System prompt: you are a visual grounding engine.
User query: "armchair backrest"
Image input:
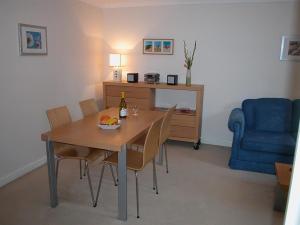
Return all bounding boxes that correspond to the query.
[242,98,292,133]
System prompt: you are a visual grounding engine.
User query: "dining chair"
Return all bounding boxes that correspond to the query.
[46,106,117,205]
[93,118,162,218]
[79,98,99,117]
[79,99,118,183]
[133,105,176,173]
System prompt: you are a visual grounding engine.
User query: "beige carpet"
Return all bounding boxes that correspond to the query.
[0,142,284,225]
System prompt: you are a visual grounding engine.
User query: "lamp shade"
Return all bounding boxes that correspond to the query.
[109,54,121,67]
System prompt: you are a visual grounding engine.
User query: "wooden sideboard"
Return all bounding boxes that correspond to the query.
[103,81,204,149]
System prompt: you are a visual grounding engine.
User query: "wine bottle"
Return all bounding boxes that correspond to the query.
[119,91,127,118]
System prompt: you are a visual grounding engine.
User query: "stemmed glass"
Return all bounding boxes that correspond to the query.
[132,105,138,116]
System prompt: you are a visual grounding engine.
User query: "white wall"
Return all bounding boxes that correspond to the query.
[0,0,103,187]
[101,2,300,146]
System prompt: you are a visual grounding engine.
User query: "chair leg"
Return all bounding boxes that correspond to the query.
[85,161,95,205]
[104,151,117,185]
[94,164,106,207]
[164,143,169,173]
[55,159,60,181]
[109,164,118,186]
[152,159,155,190]
[116,166,119,183]
[158,145,164,165]
[83,162,87,177]
[153,159,158,194]
[135,171,140,218]
[79,160,82,179]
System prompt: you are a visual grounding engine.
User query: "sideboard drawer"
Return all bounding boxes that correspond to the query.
[106,86,151,99]
[171,114,196,127]
[106,96,151,110]
[170,125,196,139]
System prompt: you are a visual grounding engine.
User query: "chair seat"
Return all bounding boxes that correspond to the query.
[55,144,104,161]
[241,131,295,155]
[104,149,144,171]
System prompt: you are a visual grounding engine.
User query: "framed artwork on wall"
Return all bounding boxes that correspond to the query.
[18,23,48,55]
[143,39,174,55]
[280,36,300,61]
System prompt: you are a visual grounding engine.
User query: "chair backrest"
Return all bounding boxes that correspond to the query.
[159,105,176,145]
[242,98,292,133]
[46,106,73,154]
[142,118,162,167]
[46,106,72,129]
[79,98,99,117]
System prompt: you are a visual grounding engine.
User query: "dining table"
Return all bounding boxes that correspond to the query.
[41,107,164,221]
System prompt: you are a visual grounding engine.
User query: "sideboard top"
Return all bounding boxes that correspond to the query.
[103,81,204,91]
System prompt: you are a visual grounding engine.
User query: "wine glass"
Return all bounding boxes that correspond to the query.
[132,105,138,116]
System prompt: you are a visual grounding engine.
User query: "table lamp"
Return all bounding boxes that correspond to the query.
[109,53,122,81]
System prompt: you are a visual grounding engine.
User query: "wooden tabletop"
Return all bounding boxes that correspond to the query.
[103,81,204,91]
[41,108,164,151]
[275,162,292,191]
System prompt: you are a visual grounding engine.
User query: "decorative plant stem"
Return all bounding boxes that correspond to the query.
[184,41,197,70]
[184,41,197,86]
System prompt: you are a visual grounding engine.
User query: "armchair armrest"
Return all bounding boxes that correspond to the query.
[228,108,245,139]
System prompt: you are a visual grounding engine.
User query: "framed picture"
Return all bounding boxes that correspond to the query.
[18,23,47,55]
[143,39,174,55]
[280,36,300,61]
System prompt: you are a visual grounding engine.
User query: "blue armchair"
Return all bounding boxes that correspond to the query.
[228,98,300,174]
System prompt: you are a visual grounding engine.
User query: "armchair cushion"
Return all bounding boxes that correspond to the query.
[243,98,292,133]
[242,131,295,155]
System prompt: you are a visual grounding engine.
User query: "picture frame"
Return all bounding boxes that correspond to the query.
[18,23,48,55]
[143,39,174,55]
[280,36,300,61]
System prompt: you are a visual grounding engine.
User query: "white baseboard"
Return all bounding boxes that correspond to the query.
[0,156,47,188]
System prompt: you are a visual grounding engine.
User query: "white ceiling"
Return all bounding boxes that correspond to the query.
[79,0,296,8]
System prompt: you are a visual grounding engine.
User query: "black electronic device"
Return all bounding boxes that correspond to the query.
[167,75,178,85]
[144,73,160,84]
[127,73,139,83]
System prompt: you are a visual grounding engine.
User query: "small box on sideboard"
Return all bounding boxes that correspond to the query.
[103,81,204,149]
[167,75,178,85]
[127,73,138,83]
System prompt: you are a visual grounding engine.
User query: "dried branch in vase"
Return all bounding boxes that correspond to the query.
[184,41,197,70]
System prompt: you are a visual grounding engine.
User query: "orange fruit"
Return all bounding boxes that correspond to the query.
[100,115,111,124]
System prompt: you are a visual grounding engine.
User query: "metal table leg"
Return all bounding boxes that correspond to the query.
[118,144,127,221]
[46,140,58,207]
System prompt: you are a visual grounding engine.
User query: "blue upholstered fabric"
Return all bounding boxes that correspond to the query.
[242,131,295,155]
[228,98,299,174]
[242,98,292,132]
[238,149,293,164]
[228,108,245,135]
[292,100,300,138]
[229,159,280,174]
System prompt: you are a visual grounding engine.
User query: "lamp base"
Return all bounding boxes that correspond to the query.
[113,68,122,81]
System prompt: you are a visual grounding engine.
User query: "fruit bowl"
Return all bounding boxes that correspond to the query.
[98,115,121,130]
[98,123,121,130]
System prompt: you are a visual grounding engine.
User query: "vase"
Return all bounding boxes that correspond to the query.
[186,69,191,86]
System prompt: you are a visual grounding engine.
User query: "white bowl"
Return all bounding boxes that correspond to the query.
[98,120,121,130]
[98,124,121,130]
